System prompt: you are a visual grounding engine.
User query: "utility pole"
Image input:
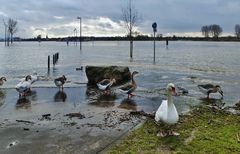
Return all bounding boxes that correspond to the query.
[77,16,82,50]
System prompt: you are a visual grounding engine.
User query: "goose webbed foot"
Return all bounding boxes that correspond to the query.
[128,93,135,99]
[168,130,180,136]
[157,130,167,137]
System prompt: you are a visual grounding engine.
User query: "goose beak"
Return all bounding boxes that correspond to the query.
[172,88,177,96]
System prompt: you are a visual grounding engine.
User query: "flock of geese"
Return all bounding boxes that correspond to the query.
[0,71,224,137]
[0,73,67,98]
[97,71,224,137]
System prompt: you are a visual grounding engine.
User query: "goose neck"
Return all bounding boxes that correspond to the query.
[167,91,173,104]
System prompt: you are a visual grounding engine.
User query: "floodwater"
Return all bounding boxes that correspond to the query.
[0,41,240,153]
[0,41,239,113]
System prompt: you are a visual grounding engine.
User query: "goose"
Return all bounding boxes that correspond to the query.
[54,75,67,91]
[97,78,116,94]
[198,84,223,99]
[155,83,179,136]
[0,77,7,86]
[20,72,38,84]
[119,71,138,99]
[16,75,32,97]
[29,72,38,84]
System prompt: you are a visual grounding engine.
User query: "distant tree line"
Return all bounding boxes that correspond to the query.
[235,24,240,38]
[2,18,18,46]
[201,24,222,38]
[201,24,240,39]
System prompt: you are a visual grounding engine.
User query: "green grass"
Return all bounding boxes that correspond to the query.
[108,106,240,154]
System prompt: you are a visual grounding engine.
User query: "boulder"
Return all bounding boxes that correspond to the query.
[85,66,131,85]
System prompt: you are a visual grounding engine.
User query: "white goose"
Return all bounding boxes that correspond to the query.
[97,78,116,94]
[20,72,38,84]
[16,75,32,97]
[155,83,179,136]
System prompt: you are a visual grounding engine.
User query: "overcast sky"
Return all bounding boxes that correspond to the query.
[1,0,240,38]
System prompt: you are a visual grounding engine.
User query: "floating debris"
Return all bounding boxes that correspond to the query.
[7,140,18,149]
[65,113,85,119]
[16,120,34,124]
[23,128,30,131]
[39,114,51,120]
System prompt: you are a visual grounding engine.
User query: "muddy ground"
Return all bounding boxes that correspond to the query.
[0,87,146,154]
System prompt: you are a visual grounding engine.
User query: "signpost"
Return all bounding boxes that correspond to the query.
[152,22,157,63]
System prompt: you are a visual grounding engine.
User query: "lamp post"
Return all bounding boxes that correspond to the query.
[77,16,82,50]
[152,22,157,63]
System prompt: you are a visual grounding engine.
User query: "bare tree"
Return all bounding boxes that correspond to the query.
[122,0,139,59]
[209,24,222,38]
[8,18,18,44]
[235,24,240,39]
[201,25,210,38]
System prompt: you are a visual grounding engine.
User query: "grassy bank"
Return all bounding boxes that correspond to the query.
[108,106,240,154]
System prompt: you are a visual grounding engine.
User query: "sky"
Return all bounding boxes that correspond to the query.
[0,0,240,38]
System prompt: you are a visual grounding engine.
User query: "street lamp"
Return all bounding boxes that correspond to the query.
[77,16,82,50]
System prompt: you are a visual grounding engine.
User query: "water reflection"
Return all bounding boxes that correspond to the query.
[16,97,31,109]
[26,90,37,101]
[118,99,137,111]
[86,86,116,107]
[54,91,67,102]
[0,90,6,107]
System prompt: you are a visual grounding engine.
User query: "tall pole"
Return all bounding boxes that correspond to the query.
[153,31,156,63]
[129,0,133,59]
[77,16,82,50]
[152,22,157,64]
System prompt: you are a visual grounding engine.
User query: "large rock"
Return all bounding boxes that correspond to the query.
[85,66,131,85]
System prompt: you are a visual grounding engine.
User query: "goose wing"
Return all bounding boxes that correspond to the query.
[119,83,137,94]
[198,84,214,94]
[16,81,31,93]
[98,79,110,85]
[30,74,38,84]
[198,84,214,89]
[155,100,168,122]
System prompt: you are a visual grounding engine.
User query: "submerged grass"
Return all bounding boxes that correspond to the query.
[108,106,240,154]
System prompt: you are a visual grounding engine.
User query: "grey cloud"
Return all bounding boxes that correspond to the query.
[0,0,240,38]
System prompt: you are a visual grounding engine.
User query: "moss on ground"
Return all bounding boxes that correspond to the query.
[108,106,240,154]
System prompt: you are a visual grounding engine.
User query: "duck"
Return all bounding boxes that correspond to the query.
[198,84,223,99]
[97,78,116,94]
[16,75,32,97]
[155,83,179,136]
[119,71,138,99]
[0,77,7,86]
[54,75,67,91]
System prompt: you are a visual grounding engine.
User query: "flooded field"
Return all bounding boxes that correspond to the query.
[0,41,240,153]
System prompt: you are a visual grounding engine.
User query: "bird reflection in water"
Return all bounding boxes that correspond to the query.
[118,98,137,111]
[54,91,67,102]
[86,85,117,107]
[15,90,37,109]
[0,90,6,107]
[16,97,31,109]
